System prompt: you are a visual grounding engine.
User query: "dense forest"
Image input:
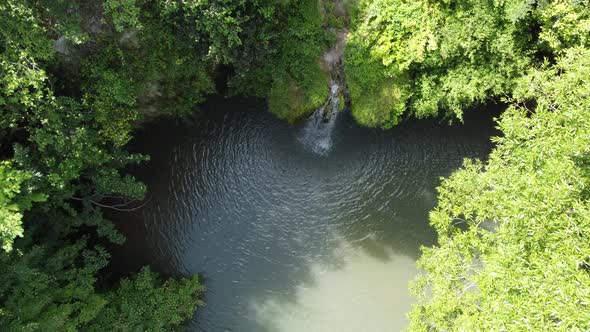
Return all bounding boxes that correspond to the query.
[0,0,589,331]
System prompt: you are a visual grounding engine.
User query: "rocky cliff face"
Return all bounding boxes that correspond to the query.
[319,0,350,120]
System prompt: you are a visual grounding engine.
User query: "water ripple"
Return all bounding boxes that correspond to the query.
[125,99,497,332]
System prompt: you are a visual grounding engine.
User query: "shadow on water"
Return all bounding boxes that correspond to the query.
[109,96,501,331]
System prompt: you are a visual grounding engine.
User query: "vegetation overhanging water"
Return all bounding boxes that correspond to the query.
[111,99,497,331]
[1,0,589,331]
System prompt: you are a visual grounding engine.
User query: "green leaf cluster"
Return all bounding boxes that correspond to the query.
[344,0,590,127]
[228,0,332,122]
[0,0,337,328]
[0,161,45,252]
[409,46,590,331]
[0,241,201,331]
[265,3,330,123]
[1,1,209,330]
[340,1,590,329]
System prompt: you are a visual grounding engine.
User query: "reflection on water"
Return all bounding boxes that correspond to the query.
[253,239,416,332]
[112,97,498,331]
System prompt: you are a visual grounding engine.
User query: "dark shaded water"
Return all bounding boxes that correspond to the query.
[112,97,498,331]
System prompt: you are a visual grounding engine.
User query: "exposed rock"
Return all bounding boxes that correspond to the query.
[318,0,350,118]
[86,16,103,35]
[53,36,74,55]
[139,82,162,104]
[137,81,165,118]
[479,219,499,233]
[322,28,348,72]
[120,29,140,49]
[333,0,348,19]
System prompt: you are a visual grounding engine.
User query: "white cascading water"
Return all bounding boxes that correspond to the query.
[299,20,348,156]
[299,82,342,156]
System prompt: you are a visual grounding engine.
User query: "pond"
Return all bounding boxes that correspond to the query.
[111,97,498,331]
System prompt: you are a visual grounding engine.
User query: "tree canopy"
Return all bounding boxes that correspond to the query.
[410,46,590,331]
[0,0,342,329]
[344,0,590,127]
[1,0,589,330]
[342,0,590,329]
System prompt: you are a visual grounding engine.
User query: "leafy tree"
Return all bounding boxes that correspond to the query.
[409,47,590,331]
[264,0,331,122]
[0,242,109,331]
[0,0,335,328]
[0,162,45,251]
[537,0,590,53]
[1,1,204,330]
[85,267,202,332]
[344,0,541,126]
[104,0,143,33]
[0,241,202,331]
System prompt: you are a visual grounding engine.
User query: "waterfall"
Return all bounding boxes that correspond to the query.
[299,82,342,156]
[298,1,349,156]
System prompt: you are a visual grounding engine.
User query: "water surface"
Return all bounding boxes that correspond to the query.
[113,97,498,331]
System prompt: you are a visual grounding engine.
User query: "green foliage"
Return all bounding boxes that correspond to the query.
[537,0,590,53]
[0,162,45,252]
[74,0,335,139]
[269,0,331,121]
[409,47,590,330]
[104,0,143,33]
[0,1,206,329]
[344,1,590,329]
[86,267,202,332]
[0,242,109,331]
[345,0,539,125]
[233,0,331,122]
[0,0,53,130]
[345,0,590,127]
[345,34,410,127]
[1,0,333,327]
[76,2,217,146]
[0,242,202,332]
[0,0,53,61]
[83,69,139,146]
[158,0,246,64]
[268,63,329,122]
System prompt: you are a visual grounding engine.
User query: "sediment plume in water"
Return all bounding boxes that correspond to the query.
[252,242,417,332]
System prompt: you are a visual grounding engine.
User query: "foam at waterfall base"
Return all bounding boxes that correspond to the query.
[299,83,341,156]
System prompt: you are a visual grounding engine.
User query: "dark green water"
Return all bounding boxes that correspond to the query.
[112,97,498,331]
